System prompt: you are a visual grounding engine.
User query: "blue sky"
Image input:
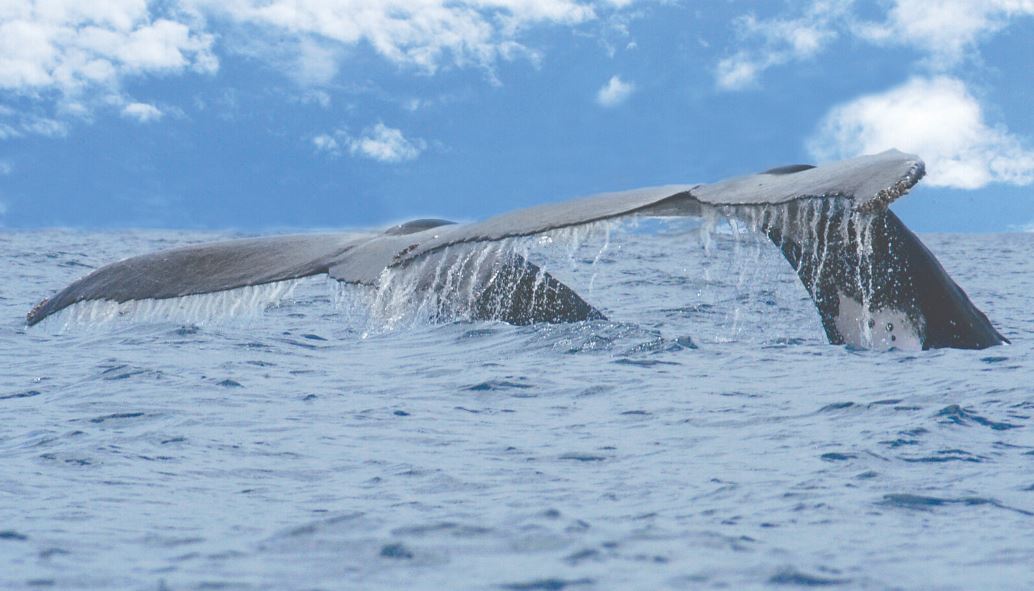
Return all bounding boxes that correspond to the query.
[1,0,1032,232]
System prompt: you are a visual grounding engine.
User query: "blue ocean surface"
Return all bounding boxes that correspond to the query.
[1,224,1033,590]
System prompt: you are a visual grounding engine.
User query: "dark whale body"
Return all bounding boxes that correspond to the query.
[26,150,1007,350]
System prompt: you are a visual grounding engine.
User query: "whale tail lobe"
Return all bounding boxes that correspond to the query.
[764,202,1006,349]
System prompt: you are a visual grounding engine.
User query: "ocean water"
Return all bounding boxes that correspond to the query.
[1,223,1033,590]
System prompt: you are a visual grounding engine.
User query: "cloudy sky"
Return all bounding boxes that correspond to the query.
[0,0,1032,231]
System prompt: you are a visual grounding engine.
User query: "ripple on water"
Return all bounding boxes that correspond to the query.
[767,568,848,587]
[879,494,1034,516]
[819,453,857,462]
[88,412,147,423]
[0,390,42,400]
[935,405,1019,431]
[376,543,413,561]
[899,449,986,463]
[98,364,161,381]
[0,531,28,541]
[558,453,608,462]
[500,579,595,591]
[466,379,534,392]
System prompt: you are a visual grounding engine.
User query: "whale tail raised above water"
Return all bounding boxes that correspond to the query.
[763,202,1004,349]
[26,149,1007,350]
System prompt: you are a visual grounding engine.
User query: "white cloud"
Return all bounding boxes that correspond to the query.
[196,0,624,76]
[312,133,340,155]
[808,76,1034,189]
[347,123,425,163]
[303,90,331,108]
[0,2,216,93]
[121,102,163,123]
[293,37,340,86]
[0,1,215,135]
[311,123,426,162]
[596,74,634,107]
[715,1,847,91]
[0,115,69,139]
[1,1,641,137]
[715,58,760,92]
[724,1,1034,194]
[716,0,1034,89]
[854,0,1034,68]
[0,160,11,175]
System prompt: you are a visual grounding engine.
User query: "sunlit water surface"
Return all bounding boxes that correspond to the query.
[1,225,1033,590]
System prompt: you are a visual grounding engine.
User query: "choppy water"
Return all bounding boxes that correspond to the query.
[2,224,1033,590]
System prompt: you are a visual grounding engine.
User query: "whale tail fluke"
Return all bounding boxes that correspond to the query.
[764,202,1006,350]
[25,150,1009,350]
[25,233,605,328]
[25,233,358,326]
[471,255,606,324]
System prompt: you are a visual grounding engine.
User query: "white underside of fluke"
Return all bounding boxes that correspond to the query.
[833,292,923,351]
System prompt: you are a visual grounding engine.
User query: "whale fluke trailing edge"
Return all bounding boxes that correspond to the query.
[26,150,1007,350]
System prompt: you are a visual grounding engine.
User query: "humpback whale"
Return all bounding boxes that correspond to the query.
[26,149,1007,350]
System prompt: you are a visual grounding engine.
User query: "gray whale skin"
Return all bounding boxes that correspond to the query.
[27,149,1007,350]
